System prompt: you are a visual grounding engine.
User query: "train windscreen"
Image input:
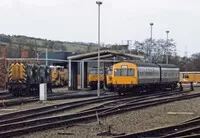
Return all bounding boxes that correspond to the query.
[114,68,135,76]
[89,69,103,74]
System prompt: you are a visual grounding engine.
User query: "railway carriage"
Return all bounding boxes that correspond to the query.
[112,62,179,95]
[159,64,179,90]
[179,72,200,83]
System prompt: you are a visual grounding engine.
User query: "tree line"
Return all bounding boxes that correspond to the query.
[133,38,200,71]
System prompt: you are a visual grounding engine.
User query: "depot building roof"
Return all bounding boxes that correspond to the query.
[67,50,144,61]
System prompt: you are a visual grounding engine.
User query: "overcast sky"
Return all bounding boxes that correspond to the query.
[0,0,199,56]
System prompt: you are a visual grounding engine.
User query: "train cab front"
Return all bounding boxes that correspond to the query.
[112,63,138,95]
[88,68,104,90]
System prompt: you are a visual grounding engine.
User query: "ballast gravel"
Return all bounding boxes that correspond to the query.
[17,88,200,138]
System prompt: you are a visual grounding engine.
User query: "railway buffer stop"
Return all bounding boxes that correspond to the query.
[67,50,144,91]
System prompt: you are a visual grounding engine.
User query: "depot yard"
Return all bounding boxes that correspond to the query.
[0,88,112,114]
[0,86,197,138]
[22,88,200,138]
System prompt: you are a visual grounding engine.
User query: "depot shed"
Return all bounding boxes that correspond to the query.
[67,50,144,90]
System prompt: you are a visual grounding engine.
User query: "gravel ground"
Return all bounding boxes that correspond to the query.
[0,96,99,115]
[0,87,111,114]
[16,88,200,138]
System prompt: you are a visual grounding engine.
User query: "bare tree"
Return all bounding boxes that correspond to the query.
[134,38,176,63]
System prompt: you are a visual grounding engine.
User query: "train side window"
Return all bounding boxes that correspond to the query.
[139,71,143,76]
[183,74,189,78]
[114,69,120,76]
[128,69,134,76]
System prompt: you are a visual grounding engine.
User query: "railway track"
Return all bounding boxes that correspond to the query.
[0,92,13,100]
[0,91,113,107]
[0,90,199,137]
[0,89,189,123]
[0,86,191,107]
[116,114,200,138]
[0,91,76,104]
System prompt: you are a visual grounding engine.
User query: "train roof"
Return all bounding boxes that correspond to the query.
[113,62,159,67]
[180,72,200,74]
[113,62,178,68]
[135,62,159,67]
[158,64,179,68]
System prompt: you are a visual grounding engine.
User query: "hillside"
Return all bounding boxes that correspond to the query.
[0,34,98,58]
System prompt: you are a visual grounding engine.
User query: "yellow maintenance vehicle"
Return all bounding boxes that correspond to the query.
[50,65,68,87]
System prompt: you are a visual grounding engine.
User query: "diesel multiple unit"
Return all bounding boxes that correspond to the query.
[88,68,104,90]
[112,62,179,95]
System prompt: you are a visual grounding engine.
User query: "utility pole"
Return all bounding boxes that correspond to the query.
[96,1,103,97]
[184,46,188,58]
[126,40,132,54]
[46,48,48,66]
[166,30,169,64]
[150,23,154,63]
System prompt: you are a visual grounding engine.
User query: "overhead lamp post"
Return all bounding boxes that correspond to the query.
[96,1,102,97]
[46,48,48,65]
[150,22,154,63]
[166,30,169,64]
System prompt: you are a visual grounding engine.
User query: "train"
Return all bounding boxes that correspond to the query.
[7,62,108,95]
[179,72,200,83]
[87,67,114,91]
[7,62,52,96]
[7,60,181,96]
[50,65,68,87]
[112,62,179,95]
[88,68,104,90]
[106,67,114,91]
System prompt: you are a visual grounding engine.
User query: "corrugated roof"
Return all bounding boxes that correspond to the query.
[67,50,144,60]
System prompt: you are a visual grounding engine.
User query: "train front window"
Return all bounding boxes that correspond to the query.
[89,69,103,74]
[121,68,128,76]
[128,69,134,76]
[89,70,97,74]
[114,69,120,76]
